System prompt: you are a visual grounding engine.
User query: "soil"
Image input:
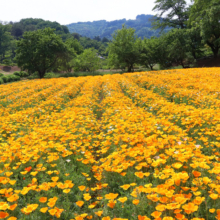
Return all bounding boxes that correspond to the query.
[0,65,21,75]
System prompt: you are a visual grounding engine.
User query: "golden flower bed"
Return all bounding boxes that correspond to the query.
[0,68,220,220]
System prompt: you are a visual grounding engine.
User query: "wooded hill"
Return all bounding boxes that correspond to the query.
[66,14,162,39]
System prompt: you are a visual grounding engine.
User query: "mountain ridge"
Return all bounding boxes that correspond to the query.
[66,14,161,39]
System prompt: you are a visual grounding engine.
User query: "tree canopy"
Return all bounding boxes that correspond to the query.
[190,0,220,57]
[152,0,190,30]
[16,28,72,78]
[108,25,142,72]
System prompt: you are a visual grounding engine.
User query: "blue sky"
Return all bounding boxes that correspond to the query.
[1,0,157,24]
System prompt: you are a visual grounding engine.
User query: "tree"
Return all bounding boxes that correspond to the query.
[140,37,159,70]
[107,25,142,72]
[0,23,13,63]
[74,48,100,72]
[163,29,195,68]
[54,37,83,72]
[152,0,190,30]
[190,0,220,57]
[16,28,71,78]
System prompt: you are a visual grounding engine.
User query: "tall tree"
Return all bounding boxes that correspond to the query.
[152,0,190,30]
[107,25,142,72]
[16,28,72,78]
[190,0,220,57]
[164,29,195,68]
[0,23,13,63]
[73,48,100,72]
[140,37,159,70]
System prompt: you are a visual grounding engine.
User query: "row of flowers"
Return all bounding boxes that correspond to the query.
[0,69,220,219]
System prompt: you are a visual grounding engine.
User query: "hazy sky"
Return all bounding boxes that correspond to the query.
[1,0,157,25]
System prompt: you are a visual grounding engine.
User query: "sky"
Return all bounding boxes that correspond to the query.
[1,0,157,25]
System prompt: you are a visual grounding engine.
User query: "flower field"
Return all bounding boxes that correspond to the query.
[1,68,220,220]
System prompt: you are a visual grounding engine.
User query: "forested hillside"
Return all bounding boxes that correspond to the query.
[10,18,70,40]
[67,14,162,39]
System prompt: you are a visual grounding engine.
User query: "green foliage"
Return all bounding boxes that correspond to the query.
[152,0,189,30]
[163,29,196,68]
[67,15,162,39]
[107,25,142,72]
[0,74,20,83]
[52,37,82,73]
[13,71,29,77]
[79,36,108,57]
[73,48,101,72]
[190,0,220,57]
[140,37,160,70]
[16,28,72,78]
[0,73,4,77]
[11,18,70,40]
[0,23,13,63]
[65,38,83,55]
[44,72,59,78]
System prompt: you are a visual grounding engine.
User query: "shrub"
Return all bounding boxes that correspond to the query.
[44,72,58,78]
[13,71,29,77]
[0,73,4,77]
[0,78,4,84]
[11,75,20,81]
[2,76,8,83]
[62,72,78,77]
[27,72,39,79]
[13,71,22,76]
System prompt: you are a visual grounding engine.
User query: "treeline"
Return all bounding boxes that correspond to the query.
[0,0,220,79]
[0,18,109,67]
[108,0,220,71]
[67,14,163,39]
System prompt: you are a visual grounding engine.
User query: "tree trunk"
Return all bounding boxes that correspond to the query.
[127,65,132,72]
[180,60,185,68]
[207,41,219,58]
[38,70,45,79]
[192,50,197,59]
[213,48,219,58]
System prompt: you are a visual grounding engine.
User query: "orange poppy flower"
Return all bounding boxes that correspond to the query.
[151,211,162,218]
[78,185,86,191]
[132,199,139,205]
[210,194,218,200]
[192,171,201,178]
[0,212,9,219]
[9,204,17,211]
[138,215,150,220]
[83,193,91,201]
[7,217,17,220]
[95,210,103,216]
[40,207,48,213]
[105,193,118,200]
[118,197,127,203]
[39,197,47,203]
[76,201,84,207]
[107,200,116,208]
[102,217,111,220]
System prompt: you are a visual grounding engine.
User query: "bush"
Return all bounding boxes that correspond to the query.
[2,76,8,83]
[0,73,4,77]
[13,71,29,77]
[0,78,4,84]
[11,75,20,81]
[27,72,39,79]
[44,72,58,78]
[13,71,22,76]
[62,72,78,77]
